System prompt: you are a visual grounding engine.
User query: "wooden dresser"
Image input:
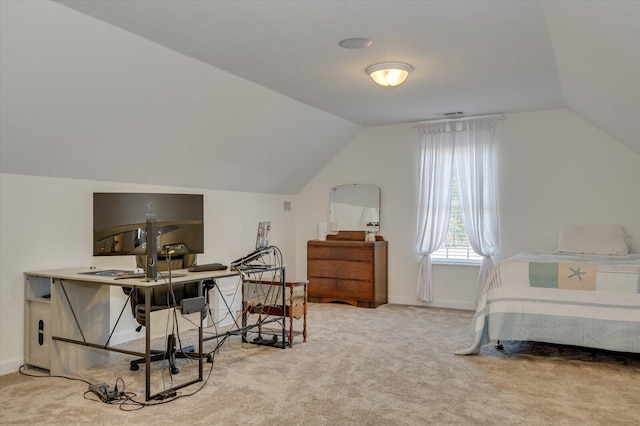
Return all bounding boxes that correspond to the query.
[307,231,388,308]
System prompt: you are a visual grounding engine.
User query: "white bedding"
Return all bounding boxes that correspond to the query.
[456,251,640,355]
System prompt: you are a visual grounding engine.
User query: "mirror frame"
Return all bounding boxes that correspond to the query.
[329,184,380,232]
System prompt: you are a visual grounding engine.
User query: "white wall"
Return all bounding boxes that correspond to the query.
[0,0,360,194]
[295,108,640,310]
[497,109,640,256]
[3,114,639,375]
[294,122,482,309]
[0,173,296,374]
[2,0,639,376]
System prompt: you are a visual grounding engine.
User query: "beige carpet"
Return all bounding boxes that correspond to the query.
[1,303,639,425]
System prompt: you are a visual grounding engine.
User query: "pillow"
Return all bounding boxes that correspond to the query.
[556,223,630,255]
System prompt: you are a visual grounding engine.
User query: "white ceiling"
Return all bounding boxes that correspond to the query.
[56,0,564,126]
[2,1,638,195]
[54,0,639,156]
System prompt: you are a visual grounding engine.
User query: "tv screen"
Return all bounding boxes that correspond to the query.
[93,193,204,256]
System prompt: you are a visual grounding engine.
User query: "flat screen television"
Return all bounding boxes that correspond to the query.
[93,192,204,257]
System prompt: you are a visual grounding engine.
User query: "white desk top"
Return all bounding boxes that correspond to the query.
[25,267,239,288]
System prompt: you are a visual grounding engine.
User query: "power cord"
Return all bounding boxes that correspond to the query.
[117,342,223,410]
[85,378,129,404]
[18,364,92,386]
[85,247,283,408]
[18,365,136,406]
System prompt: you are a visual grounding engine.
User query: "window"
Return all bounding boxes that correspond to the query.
[415,116,499,302]
[431,174,482,263]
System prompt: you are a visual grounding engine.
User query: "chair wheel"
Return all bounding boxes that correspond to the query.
[130,364,139,371]
[171,366,179,374]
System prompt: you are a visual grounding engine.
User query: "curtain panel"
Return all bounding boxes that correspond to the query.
[415,118,499,303]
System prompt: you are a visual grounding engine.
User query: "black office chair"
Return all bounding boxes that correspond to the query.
[122,254,212,374]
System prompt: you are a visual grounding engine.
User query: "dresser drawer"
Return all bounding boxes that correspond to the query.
[308,277,373,300]
[308,259,373,280]
[308,245,374,262]
[307,238,387,308]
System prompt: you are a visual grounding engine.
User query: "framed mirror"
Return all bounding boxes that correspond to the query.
[329,184,380,232]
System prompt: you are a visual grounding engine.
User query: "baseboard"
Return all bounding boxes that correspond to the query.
[109,329,141,346]
[1,357,25,376]
[388,296,476,311]
[0,329,137,376]
[2,299,474,377]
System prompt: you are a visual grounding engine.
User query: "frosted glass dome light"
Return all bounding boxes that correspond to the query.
[366,62,413,87]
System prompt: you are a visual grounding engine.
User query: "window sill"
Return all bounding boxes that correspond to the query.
[432,260,481,267]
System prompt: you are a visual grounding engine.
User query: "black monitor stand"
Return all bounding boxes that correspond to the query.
[145,219,158,281]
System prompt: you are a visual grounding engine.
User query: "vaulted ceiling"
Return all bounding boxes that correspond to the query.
[55,0,640,152]
[2,1,638,194]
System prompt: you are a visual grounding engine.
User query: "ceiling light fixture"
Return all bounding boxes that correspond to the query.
[366,62,413,87]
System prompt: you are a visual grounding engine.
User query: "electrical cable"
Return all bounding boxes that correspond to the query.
[117,335,226,410]
[83,376,132,404]
[18,365,136,406]
[236,245,288,345]
[18,364,92,385]
[152,245,284,403]
[48,245,287,410]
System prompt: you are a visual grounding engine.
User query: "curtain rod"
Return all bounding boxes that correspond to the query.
[412,113,505,127]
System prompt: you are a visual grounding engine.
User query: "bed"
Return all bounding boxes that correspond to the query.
[456,250,640,355]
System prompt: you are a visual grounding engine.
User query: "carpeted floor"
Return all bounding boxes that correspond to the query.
[1,302,638,425]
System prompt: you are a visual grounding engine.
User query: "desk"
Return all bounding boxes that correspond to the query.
[24,267,237,401]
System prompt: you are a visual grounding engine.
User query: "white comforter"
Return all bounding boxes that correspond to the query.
[456,251,640,355]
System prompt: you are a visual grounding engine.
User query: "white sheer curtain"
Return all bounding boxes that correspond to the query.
[454,118,499,302]
[415,118,499,303]
[415,123,455,302]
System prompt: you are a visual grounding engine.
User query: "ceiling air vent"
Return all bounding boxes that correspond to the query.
[435,111,465,117]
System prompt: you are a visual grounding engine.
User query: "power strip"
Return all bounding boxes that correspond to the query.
[153,389,177,400]
[88,383,120,403]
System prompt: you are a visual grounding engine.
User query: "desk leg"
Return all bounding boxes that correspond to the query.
[145,286,152,401]
[241,280,247,343]
[198,280,203,381]
[288,285,294,348]
[303,283,308,343]
[281,268,287,347]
